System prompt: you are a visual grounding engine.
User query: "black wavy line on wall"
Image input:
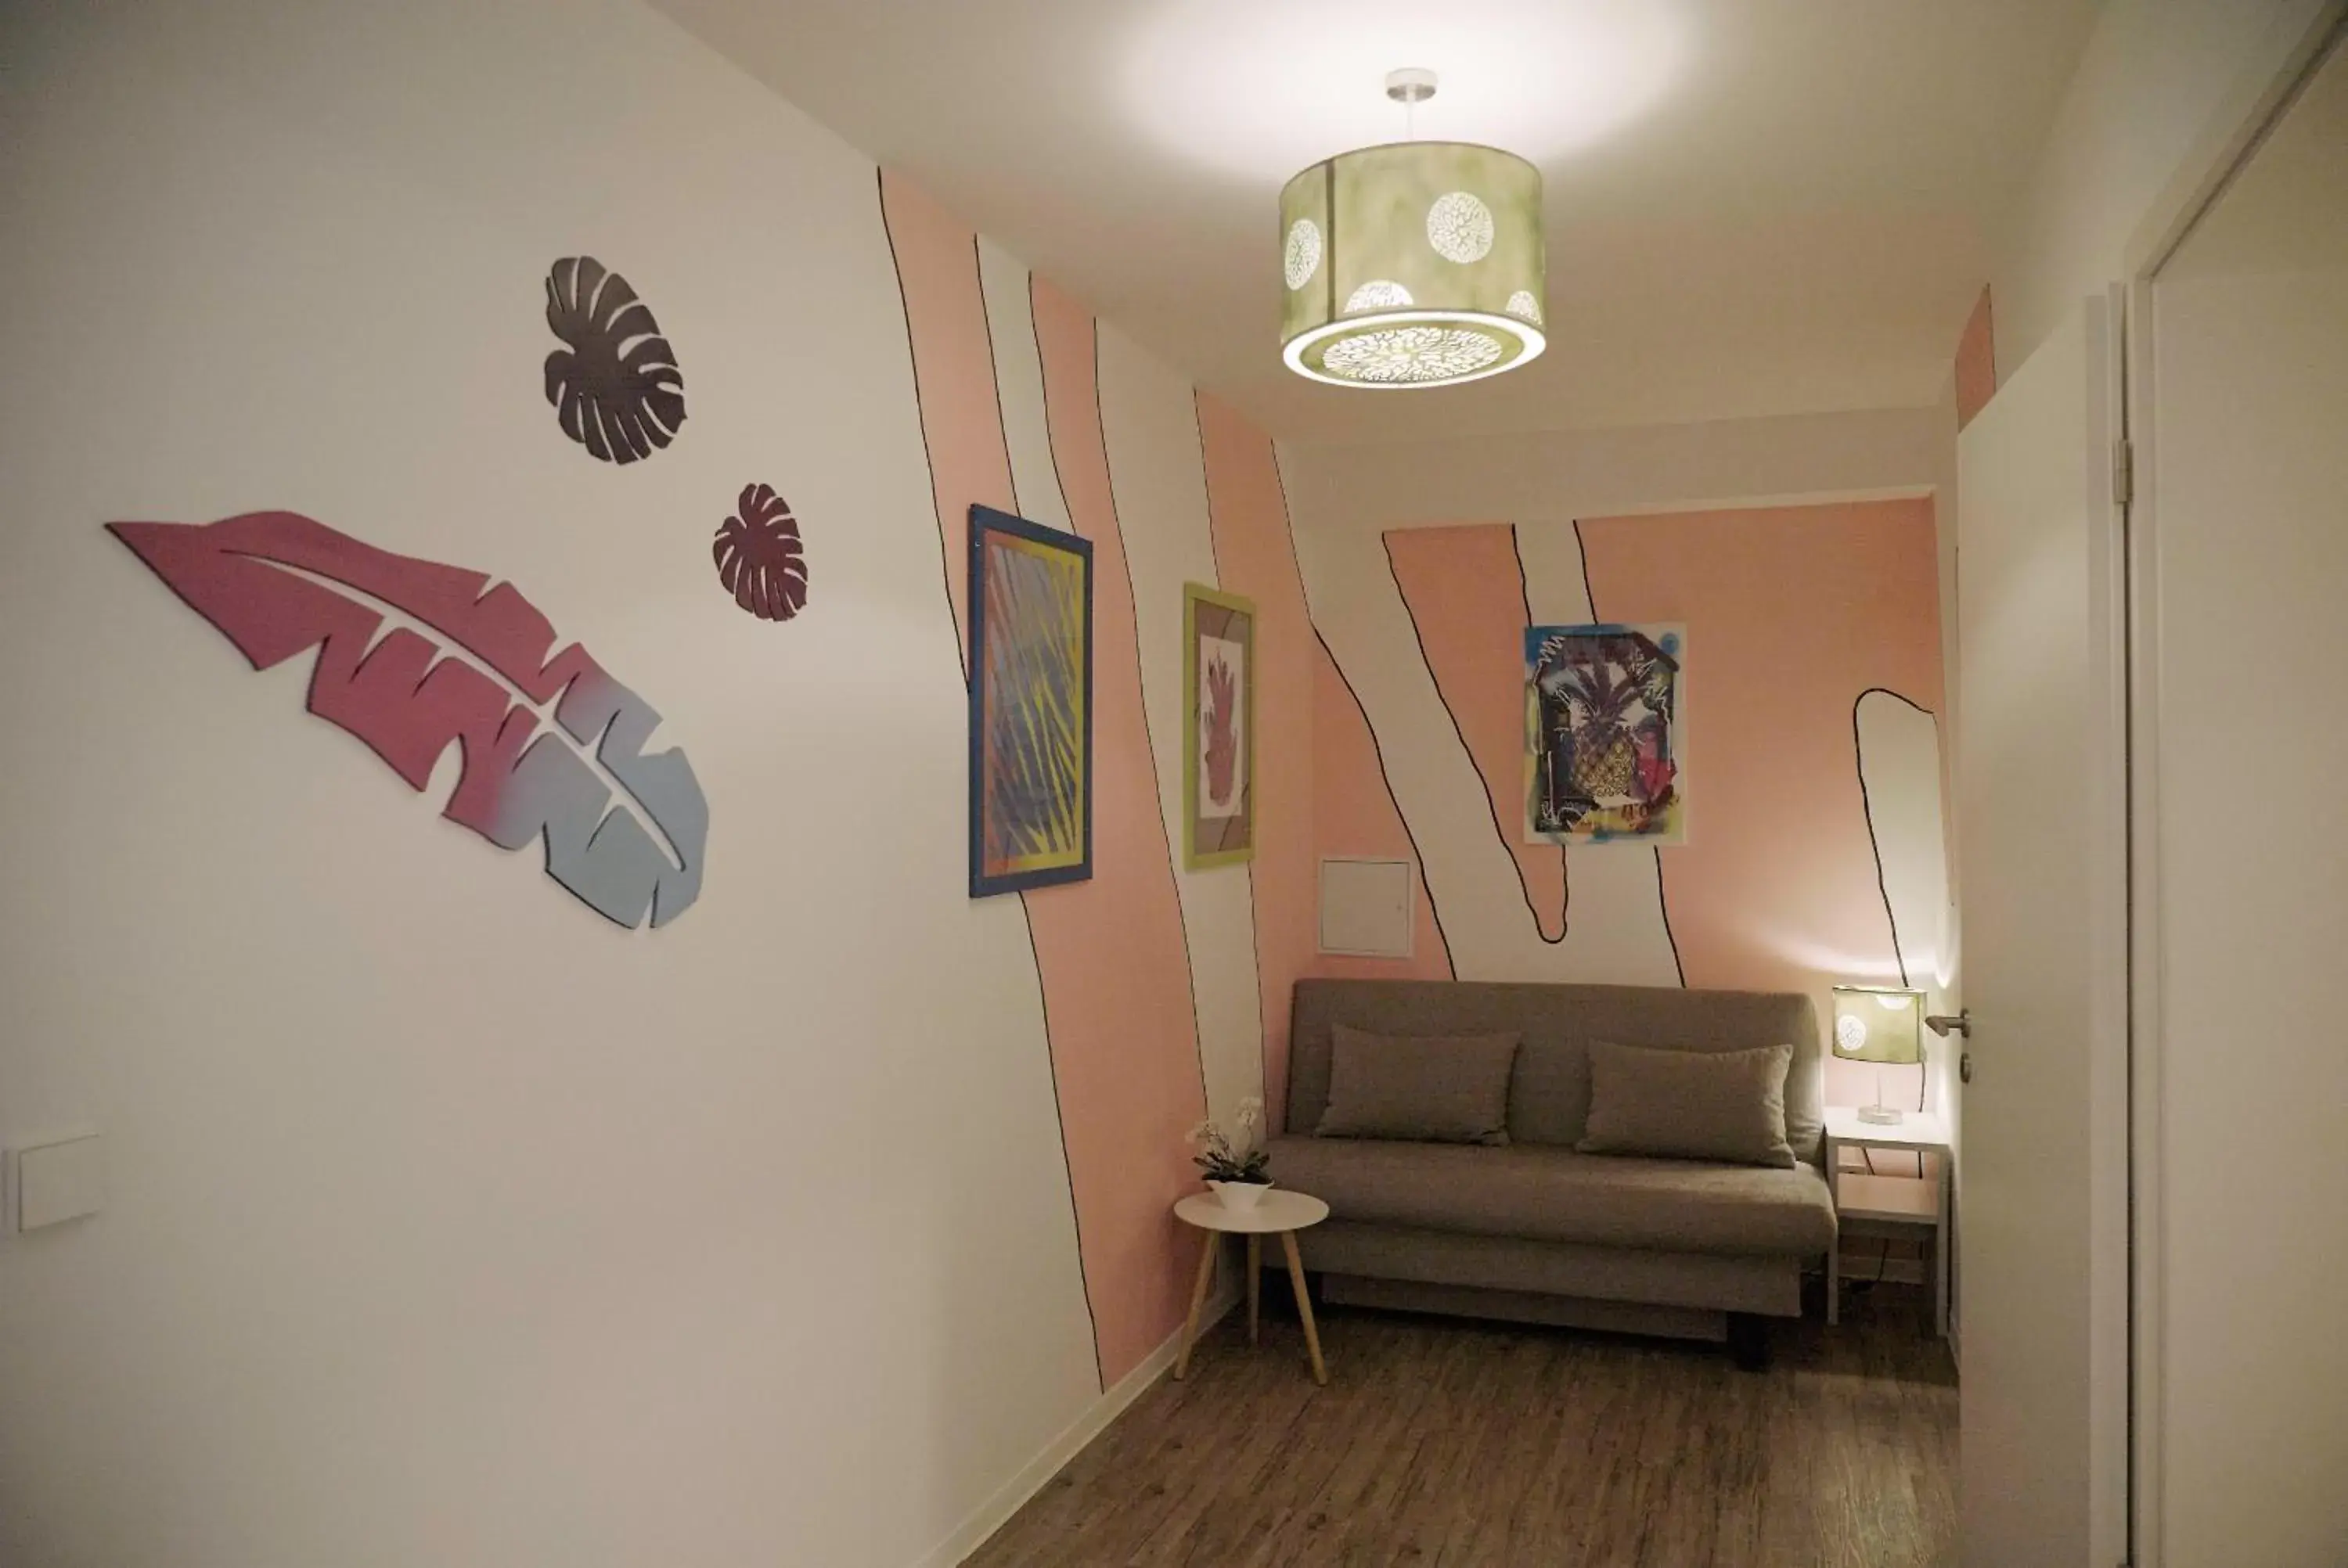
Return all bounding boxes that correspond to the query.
[1088,322,1217,1130]
[881,171,1101,1394]
[1385,527,1566,945]
[1192,388,1271,1114]
[1851,685,1939,991]
[976,237,1021,520]
[1853,685,1940,1140]
[1267,448,1456,982]
[1313,622,1459,980]
[1011,270,1125,1394]
[879,170,970,688]
[1510,524,1575,944]
[1573,518,1687,987]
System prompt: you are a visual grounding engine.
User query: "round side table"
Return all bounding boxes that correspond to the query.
[1171,1189,1331,1385]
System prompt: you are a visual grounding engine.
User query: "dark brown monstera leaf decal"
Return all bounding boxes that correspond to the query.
[543,257,686,464]
[713,484,809,622]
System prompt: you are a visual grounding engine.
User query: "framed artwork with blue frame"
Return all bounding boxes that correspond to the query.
[969,505,1094,896]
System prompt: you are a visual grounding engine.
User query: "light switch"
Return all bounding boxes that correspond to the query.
[13,1132,104,1232]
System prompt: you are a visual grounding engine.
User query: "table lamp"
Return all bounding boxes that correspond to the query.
[1831,985,1925,1125]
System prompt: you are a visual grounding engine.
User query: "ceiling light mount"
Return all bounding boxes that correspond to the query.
[1384,67,1439,106]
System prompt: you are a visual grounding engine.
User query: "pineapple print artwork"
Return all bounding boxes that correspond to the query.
[1525,624,1686,844]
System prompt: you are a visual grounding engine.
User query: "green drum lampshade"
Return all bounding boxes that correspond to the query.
[1830,986,1925,1066]
[1279,141,1546,389]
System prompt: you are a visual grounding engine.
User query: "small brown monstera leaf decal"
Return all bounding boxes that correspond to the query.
[712,484,809,622]
[543,257,686,464]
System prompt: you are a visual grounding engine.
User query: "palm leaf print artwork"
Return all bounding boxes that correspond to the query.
[1183,583,1255,869]
[543,256,686,464]
[968,507,1093,896]
[1525,624,1685,844]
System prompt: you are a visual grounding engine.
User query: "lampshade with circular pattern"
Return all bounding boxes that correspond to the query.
[1279,141,1545,389]
[1830,986,1925,1065]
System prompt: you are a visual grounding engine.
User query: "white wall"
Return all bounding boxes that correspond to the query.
[1096,327,1268,1125]
[1280,405,1947,546]
[1990,0,2313,372]
[0,3,1118,1563]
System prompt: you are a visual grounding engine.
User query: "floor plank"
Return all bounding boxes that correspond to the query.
[965,1282,1954,1567]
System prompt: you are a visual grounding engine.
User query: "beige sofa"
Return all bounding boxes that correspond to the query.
[1269,979,1835,1363]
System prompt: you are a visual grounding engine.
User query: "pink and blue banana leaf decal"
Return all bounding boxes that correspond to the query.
[108,512,708,929]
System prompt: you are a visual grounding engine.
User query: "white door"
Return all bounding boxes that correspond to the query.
[1954,298,2130,1566]
[2140,34,2348,1563]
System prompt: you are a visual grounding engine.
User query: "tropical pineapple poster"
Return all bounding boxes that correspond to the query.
[1525,624,1685,845]
[969,506,1093,896]
[1183,584,1255,869]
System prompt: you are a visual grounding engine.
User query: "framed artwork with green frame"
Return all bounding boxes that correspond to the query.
[1183,582,1255,869]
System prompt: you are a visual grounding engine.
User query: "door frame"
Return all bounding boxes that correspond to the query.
[2119,7,2348,1563]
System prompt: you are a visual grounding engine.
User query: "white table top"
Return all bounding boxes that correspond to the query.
[1173,1189,1331,1234]
[1823,1106,1951,1149]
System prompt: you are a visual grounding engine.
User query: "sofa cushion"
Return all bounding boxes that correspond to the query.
[1576,1040,1796,1167]
[1314,1023,1519,1145]
[1286,980,1826,1163]
[1265,1135,1835,1257]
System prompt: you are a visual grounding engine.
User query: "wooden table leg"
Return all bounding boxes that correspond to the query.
[1247,1235,1262,1347]
[1280,1231,1327,1386]
[1173,1228,1217,1381]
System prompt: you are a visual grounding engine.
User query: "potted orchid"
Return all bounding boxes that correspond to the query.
[1190,1096,1272,1211]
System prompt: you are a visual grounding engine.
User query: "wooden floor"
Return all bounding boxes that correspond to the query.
[967,1281,1955,1567]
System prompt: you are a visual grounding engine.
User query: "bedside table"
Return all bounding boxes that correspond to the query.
[1823,1106,1952,1337]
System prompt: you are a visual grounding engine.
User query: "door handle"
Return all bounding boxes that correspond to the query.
[1925,1009,1971,1038]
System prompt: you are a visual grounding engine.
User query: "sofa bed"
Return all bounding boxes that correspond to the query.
[1267,978,1837,1364]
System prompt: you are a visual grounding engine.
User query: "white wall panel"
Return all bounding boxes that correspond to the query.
[1093,326,1264,1123]
[0,3,1097,1563]
[976,237,1074,535]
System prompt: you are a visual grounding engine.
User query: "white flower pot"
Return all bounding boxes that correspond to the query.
[1209,1180,1272,1212]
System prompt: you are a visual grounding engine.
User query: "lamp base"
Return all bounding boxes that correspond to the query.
[1856,1104,1907,1126]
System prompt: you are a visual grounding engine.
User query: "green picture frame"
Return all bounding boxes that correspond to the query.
[1183,583,1256,869]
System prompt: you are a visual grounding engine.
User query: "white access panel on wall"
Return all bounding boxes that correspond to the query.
[1318,858,1414,958]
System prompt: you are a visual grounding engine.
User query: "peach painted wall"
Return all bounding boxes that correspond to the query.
[1385,523,1567,943]
[1955,286,1998,430]
[1309,642,1453,992]
[881,173,1208,1386]
[1320,498,1948,1109]
[1195,394,1319,1130]
[877,177,998,648]
[1580,498,1945,1106]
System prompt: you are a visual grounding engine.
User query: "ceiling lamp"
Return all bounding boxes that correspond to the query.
[1279,69,1547,390]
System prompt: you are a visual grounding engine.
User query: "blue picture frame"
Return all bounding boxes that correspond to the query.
[968,505,1094,897]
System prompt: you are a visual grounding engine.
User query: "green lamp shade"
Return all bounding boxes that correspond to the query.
[1830,986,1925,1065]
[1279,141,1546,389]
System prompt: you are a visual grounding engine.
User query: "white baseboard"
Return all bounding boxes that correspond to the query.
[911,1278,1242,1568]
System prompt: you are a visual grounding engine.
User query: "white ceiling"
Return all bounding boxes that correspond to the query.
[652,0,2101,447]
